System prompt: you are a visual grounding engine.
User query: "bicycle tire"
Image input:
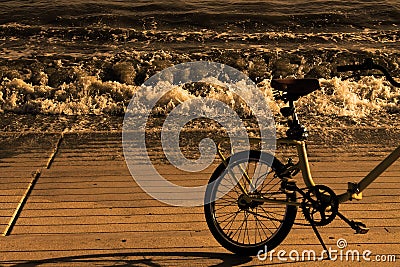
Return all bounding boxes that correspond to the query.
[204,150,297,255]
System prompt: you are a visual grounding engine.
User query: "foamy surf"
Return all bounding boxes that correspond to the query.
[1,70,399,119]
[1,1,399,132]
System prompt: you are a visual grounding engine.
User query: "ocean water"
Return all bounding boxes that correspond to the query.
[0,0,399,128]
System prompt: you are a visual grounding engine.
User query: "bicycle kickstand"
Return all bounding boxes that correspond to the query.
[337,212,370,234]
[309,221,331,260]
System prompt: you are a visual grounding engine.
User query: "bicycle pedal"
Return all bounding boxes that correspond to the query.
[353,221,369,234]
[356,227,369,234]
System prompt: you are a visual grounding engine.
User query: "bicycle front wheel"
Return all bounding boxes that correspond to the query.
[204,150,297,255]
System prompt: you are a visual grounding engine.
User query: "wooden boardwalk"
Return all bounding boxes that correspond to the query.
[0,131,399,266]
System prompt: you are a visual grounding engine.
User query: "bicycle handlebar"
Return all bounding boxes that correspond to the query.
[337,58,400,88]
[337,64,368,72]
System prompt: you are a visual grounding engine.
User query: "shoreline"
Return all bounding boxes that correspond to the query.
[1,118,399,146]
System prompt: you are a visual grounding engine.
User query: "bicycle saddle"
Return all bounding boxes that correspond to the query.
[271,79,320,101]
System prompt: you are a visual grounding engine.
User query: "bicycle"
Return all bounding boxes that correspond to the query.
[203,58,400,256]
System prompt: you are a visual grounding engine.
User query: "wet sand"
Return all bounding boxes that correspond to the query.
[0,129,400,266]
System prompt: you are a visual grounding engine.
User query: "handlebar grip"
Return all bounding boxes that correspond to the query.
[337,64,364,72]
[336,59,400,88]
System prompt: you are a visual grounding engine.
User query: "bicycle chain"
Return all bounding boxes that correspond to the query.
[240,185,339,227]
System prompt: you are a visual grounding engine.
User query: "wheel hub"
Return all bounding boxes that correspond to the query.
[237,194,263,210]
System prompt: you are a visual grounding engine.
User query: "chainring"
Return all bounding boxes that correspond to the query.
[301,185,339,226]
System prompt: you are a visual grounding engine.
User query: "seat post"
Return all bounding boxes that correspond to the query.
[286,101,308,140]
[289,101,299,124]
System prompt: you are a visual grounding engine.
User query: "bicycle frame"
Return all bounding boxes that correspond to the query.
[216,137,400,205]
[206,59,400,255]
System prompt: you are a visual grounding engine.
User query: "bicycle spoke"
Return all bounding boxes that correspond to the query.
[213,203,237,212]
[259,205,279,229]
[262,179,282,196]
[217,210,241,224]
[253,167,273,188]
[254,212,275,235]
[254,210,271,239]
[214,193,237,202]
[259,205,287,220]
[229,211,246,242]
[222,210,241,233]
[244,211,251,244]
[214,197,238,205]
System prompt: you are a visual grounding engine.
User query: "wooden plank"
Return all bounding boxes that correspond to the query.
[1,131,400,266]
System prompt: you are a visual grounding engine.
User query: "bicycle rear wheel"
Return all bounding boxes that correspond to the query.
[204,150,297,255]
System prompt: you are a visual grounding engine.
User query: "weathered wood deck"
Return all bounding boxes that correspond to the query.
[0,131,399,266]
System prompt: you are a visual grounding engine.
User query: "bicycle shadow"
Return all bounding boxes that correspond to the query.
[4,251,333,266]
[6,251,253,267]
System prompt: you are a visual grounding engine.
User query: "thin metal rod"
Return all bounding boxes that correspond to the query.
[46,132,64,169]
[3,169,41,236]
[3,131,65,236]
